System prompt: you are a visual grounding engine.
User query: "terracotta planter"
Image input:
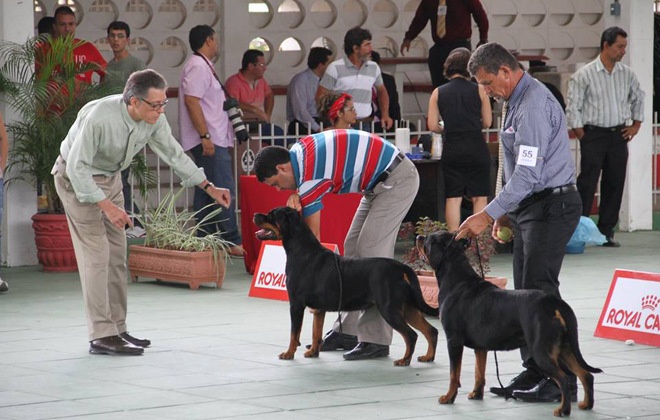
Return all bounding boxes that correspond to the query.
[416,270,508,309]
[128,245,226,290]
[31,213,77,272]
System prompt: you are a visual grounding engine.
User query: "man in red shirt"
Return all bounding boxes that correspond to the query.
[53,5,106,84]
[400,0,488,88]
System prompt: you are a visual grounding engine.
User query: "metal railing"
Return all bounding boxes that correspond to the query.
[128,114,660,223]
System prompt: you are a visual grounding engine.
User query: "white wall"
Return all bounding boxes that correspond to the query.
[1,0,39,267]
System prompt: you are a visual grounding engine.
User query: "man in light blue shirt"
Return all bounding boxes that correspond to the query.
[53,69,230,356]
[286,47,332,136]
[456,43,581,403]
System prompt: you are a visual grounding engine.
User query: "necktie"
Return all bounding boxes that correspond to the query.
[495,101,508,195]
[436,0,447,39]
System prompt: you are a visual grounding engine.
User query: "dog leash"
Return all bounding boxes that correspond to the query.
[332,253,344,334]
[473,236,510,398]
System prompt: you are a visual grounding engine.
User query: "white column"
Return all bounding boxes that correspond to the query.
[602,0,654,231]
[1,1,38,266]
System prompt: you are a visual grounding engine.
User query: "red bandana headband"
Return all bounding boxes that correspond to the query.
[328,93,352,121]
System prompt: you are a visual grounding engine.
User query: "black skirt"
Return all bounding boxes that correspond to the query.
[441,131,491,198]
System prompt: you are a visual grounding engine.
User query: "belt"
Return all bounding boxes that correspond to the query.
[584,124,624,132]
[518,183,577,208]
[369,152,406,191]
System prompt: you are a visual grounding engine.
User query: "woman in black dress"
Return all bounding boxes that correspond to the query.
[427,48,492,232]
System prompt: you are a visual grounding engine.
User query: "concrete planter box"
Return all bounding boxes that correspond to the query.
[128,245,226,290]
[417,270,507,309]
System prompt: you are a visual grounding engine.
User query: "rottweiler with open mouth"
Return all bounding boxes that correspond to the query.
[254,206,439,366]
[418,232,602,417]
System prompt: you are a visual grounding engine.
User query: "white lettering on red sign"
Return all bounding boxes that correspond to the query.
[601,277,660,335]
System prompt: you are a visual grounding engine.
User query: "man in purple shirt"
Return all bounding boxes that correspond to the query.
[456,43,581,404]
[179,25,242,254]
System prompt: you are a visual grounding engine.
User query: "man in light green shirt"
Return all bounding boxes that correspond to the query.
[53,69,230,356]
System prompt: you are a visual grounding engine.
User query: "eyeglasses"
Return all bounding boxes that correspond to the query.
[140,98,168,111]
[107,34,127,39]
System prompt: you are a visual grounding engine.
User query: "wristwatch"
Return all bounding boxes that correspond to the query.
[203,182,214,191]
[200,133,211,139]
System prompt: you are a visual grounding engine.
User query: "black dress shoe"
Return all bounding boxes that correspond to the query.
[490,369,544,397]
[343,342,389,360]
[306,330,358,351]
[120,332,151,348]
[602,237,621,247]
[512,377,577,402]
[89,335,143,356]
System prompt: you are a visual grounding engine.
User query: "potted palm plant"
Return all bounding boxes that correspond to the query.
[400,217,506,308]
[0,35,144,271]
[128,189,236,290]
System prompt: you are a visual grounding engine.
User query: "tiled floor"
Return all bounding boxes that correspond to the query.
[1,231,659,419]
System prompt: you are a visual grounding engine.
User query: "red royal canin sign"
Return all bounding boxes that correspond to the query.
[248,240,339,301]
[594,269,660,347]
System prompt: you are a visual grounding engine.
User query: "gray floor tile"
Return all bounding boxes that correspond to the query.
[0,400,114,420]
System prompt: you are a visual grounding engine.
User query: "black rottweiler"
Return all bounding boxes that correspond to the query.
[418,232,602,417]
[254,206,439,366]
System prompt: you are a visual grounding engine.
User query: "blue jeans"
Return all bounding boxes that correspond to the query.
[190,144,241,245]
[248,122,295,147]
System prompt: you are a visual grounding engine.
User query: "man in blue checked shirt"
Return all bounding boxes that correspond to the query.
[456,43,582,404]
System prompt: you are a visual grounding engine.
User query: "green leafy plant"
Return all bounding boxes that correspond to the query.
[400,217,496,276]
[133,189,236,271]
[0,35,151,213]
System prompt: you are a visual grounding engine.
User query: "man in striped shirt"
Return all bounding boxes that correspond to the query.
[255,129,419,360]
[316,27,393,131]
[566,26,645,247]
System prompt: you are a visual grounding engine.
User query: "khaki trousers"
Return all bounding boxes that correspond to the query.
[53,157,128,341]
[332,158,420,345]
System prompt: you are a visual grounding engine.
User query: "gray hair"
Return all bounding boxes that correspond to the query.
[122,69,168,105]
[467,42,519,77]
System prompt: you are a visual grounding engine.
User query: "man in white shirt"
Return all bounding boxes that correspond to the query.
[566,26,645,247]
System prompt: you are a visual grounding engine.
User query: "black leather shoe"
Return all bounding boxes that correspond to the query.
[0,279,8,293]
[602,237,621,247]
[120,332,151,348]
[512,377,578,402]
[306,330,358,351]
[490,369,544,397]
[343,342,389,360]
[89,335,144,356]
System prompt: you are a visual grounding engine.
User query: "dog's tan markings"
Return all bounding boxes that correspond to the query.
[468,350,487,400]
[439,352,462,404]
[547,353,571,417]
[554,310,567,328]
[404,305,438,363]
[304,310,326,358]
[260,222,281,239]
[279,330,301,360]
[561,349,595,411]
[402,273,411,285]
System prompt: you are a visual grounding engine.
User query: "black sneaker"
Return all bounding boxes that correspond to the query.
[490,369,544,397]
[602,237,621,247]
[0,278,8,293]
[512,377,578,402]
[306,330,358,351]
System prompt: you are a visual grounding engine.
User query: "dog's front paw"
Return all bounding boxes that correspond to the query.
[578,401,593,411]
[467,390,484,400]
[417,355,435,363]
[439,393,457,404]
[278,351,295,360]
[553,407,571,417]
[393,358,411,366]
[303,348,320,358]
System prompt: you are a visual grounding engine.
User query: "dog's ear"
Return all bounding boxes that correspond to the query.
[274,207,302,238]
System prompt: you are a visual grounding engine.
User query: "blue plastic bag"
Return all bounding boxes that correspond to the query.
[568,216,607,246]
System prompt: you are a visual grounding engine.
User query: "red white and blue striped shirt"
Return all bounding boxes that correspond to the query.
[290,129,399,217]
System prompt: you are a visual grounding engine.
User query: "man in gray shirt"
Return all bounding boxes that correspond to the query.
[105,21,147,235]
[286,47,332,136]
[456,43,581,403]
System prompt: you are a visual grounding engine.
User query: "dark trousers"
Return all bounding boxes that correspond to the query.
[428,39,471,88]
[508,190,581,372]
[190,144,241,245]
[576,127,628,238]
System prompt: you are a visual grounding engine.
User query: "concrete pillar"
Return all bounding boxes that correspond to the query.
[602,0,655,231]
[1,1,38,266]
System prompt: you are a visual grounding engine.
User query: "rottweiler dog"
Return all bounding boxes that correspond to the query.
[254,206,439,366]
[418,232,602,417]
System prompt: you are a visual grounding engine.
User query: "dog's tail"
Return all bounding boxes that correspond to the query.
[558,301,603,374]
[403,265,439,317]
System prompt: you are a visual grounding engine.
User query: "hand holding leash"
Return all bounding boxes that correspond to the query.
[455,211,492,240]
[286,193,302,212]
